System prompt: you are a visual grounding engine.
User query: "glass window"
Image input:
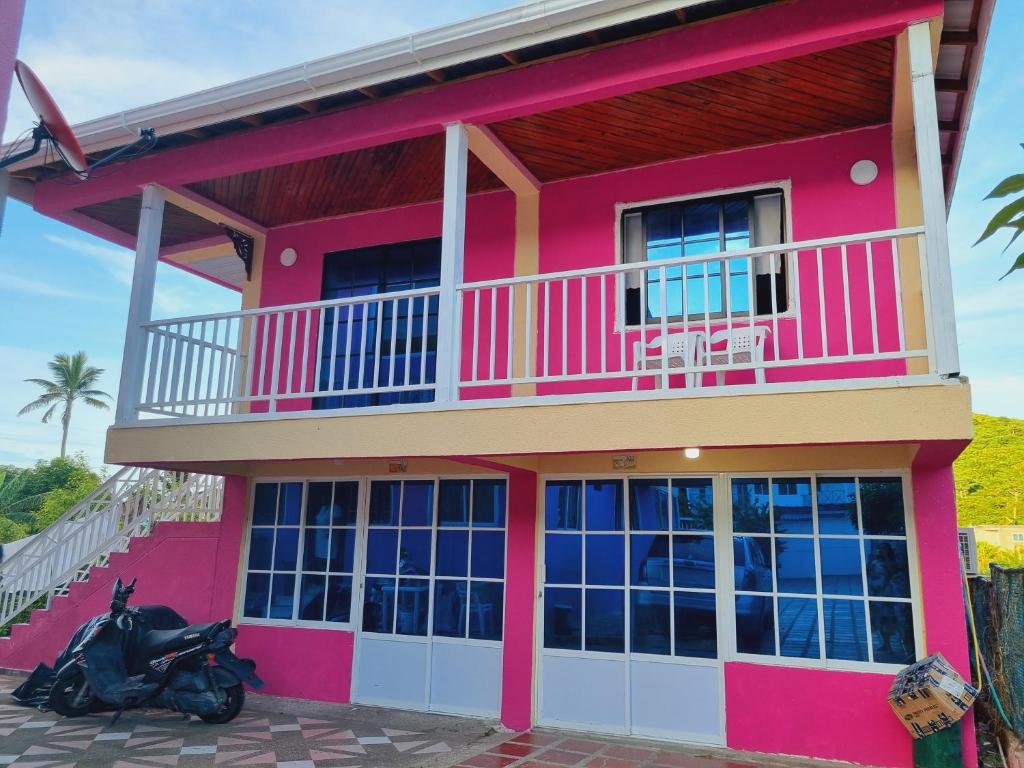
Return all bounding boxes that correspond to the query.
[732,475,916,666]
[621,191,787,324]
[243,481,359,625]
[544,478,717,660]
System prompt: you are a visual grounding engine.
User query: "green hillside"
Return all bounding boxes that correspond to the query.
[954,413,1024,526]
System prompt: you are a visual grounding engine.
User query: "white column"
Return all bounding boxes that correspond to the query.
[116,184,165,422]
[434,123,468,403]
[0,170,9,239]
[908,21,960,376]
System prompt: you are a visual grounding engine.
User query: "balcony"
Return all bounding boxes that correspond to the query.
[130,226,935,423]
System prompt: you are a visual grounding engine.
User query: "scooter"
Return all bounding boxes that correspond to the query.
[27,577,262,723]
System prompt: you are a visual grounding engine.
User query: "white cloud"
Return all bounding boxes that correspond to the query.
[968,373,1024,420]
[0,272,97,301]
[43,233,133,287]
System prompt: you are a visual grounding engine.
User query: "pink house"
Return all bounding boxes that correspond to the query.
[0,1,993,766]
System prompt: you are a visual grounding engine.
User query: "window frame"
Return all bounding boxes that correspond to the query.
[238,474,509,644]
[613,181,796,332]
[725,470,923,673]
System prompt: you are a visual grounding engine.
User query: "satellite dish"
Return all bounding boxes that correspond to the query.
[14,60,88,173]
[1,59,156,178]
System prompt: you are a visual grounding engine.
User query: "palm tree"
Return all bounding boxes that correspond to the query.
[18,352,112,458]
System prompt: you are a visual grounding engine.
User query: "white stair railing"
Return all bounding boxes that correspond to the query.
[0,468,223,632]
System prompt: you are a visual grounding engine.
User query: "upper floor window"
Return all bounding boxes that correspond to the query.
[621,189,787,324]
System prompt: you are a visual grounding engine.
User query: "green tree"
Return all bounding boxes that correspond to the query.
[954,414,1024,526]
[17,351,112,458]
[0,517,29,544]
[977,541,1024,573]
[976,143,1024,278]
[0,455,101,532]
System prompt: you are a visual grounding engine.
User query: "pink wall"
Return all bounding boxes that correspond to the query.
[0,521,228,672]
[0,0,25,136]
[234,624,354,703]
[725,455,976,768]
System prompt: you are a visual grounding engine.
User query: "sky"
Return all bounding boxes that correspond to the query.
[0,0,1022,470]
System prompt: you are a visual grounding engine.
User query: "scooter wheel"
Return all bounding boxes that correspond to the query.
[199,683,245,724]
[49,670,94,718]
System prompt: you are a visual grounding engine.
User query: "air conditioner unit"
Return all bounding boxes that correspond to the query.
[958,527,979,576]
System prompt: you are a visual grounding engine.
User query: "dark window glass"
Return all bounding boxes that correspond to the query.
[736,595,775,655]
[398,530,431,575]
[243,573,270,618]
[674,592,717,659]
[438,480,470,526]
[733,536,772,592]
[305,483,334,526]
[302,528,330,572]
[369,481,401,526]
[819,538,864,596]
[631,534,670,587]
[631,590,670,655]
[471,531,505,579]
[585,535,625,586]
[585,589,625,653]
[248,528,273,570]
[778,597,819,658]
[433,580,467,638]
[860,477,906,535]
[817,478,859,535]
[469,581,504,641]
[396,578,429,636]
[546,481,582,531]
[363,576,395,633]
[252,484,278,526]
[672,478,714,532]
[865,540,911,598]
[772,478,813,534]
[299,574,326,621]
[673,535,715,589]
[472,480,507,527]
[585,480,624,531]
[774,537,816,595]
[544,587,582,650]
[326,576,352,623]
[332,482,359,526]
[435,530,469,577]
[823,598,868,661]
[630,479,669,531]
[545,534,582,584]
[269,574,295,619]
[278,483,302,525]
[366,530,398,575]
[328,529,356,574]
[732,479,770,533]
[273,528,299,571]
[401,481,434,527]
[316,238,440,409]
[869,601,915,665]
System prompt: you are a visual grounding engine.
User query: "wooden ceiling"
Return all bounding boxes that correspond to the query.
[185,134,504,228]
[75,196,226,248]
[490,38,895,181]
[74,37,894,244]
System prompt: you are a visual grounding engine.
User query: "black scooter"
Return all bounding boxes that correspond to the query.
[16,577,262,724]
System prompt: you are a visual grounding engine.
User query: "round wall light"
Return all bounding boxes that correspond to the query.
[279,247,298,267]
[684,447,701,460]
[850,160,879,186]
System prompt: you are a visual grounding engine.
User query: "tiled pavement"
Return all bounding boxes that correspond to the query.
[1,673,850,768]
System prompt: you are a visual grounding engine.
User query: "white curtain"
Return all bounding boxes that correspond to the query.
[752,191,783,275]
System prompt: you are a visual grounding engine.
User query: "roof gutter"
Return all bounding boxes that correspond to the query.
[2,0,716,172]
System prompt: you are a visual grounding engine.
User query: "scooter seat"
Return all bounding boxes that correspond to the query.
[138,622,224,659]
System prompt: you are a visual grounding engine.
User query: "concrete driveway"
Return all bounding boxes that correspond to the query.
[0,673,854,768]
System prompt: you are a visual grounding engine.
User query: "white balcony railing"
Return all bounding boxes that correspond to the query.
[129,227,929,421]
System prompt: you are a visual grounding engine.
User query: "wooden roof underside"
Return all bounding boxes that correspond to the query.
[71,37,895,247]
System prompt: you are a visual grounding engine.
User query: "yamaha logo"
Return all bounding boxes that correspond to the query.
[184,633,200,640]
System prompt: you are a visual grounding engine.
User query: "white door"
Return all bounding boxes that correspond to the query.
[353,477,507,718]
[538,477,725,744]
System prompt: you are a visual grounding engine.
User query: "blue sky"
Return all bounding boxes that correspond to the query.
[1,0,1022,469]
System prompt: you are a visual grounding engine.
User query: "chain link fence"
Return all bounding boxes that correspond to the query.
[969,566,1024,739]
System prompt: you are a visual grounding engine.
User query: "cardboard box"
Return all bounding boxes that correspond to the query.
[888,653,979,739]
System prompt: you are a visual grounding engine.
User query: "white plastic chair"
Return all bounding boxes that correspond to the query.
[707,327,770,385]
[632,331,706,390]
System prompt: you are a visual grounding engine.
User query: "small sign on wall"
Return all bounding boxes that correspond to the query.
[389,461,408,474]
[612,454,636,470]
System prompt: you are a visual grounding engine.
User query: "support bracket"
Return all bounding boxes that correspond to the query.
[224,226,254,280]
